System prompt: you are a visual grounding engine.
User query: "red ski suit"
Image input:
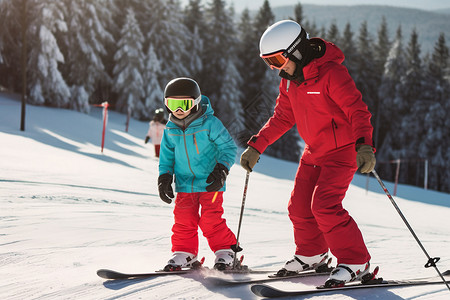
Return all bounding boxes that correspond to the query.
[248,39,373,265]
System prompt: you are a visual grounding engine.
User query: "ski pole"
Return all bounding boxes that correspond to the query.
[232,171,250,269]
[371,169,450,292]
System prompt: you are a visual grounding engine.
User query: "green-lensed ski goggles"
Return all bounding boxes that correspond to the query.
[165,97,200,112]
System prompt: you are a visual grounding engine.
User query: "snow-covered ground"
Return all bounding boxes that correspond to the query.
[1,92,449,299]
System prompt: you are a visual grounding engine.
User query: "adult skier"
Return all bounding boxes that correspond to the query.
[240,20,376,286]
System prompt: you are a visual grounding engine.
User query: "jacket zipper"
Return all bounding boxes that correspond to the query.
[183,132,196,192]
[331,119,338,148]
[193,133,199,154]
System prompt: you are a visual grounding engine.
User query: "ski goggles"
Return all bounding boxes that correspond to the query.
[261,51,289,70]
[164,96,198,112]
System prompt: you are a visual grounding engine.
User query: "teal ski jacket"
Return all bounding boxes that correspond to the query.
[159,96,237,193]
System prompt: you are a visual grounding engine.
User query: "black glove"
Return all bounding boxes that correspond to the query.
[158,173,174,204]
[145,136,150,144]
[206,163,229,192]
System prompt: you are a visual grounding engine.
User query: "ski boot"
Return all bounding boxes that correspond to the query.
[324,262,379,288]
[276,252,331,277]
[213,249,237,271]
[163,251,201,271]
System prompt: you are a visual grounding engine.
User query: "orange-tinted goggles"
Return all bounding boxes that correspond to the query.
[261,51,289,70]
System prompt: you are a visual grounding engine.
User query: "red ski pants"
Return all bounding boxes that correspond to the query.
[288,145,371,265]
[171,192,237,255]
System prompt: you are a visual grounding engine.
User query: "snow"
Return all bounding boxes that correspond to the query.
[1,92,449,299]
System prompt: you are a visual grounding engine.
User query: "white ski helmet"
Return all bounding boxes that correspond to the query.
[259,20,309,64]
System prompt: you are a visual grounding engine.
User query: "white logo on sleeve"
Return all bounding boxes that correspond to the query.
[307,91,321,95]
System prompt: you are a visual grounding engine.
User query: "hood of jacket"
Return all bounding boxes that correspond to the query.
[301,38,345,81]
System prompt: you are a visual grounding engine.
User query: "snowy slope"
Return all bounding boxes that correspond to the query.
[1,92,449,300]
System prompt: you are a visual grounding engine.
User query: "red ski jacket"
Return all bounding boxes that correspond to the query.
[248,39,374,165]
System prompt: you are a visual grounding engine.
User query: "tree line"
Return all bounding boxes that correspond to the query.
[0,0,449,193]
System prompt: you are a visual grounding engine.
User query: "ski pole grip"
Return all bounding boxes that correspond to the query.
[425,257,440,268]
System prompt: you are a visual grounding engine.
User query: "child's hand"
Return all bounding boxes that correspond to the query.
[158,173,174,204]
[206,163,229,192]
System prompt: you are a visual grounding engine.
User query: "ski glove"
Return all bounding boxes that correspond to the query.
[206,163,229,192]
[240,146,260,172]
[158,173,174,204]
[145,136,150,144]
[356,145,376,173]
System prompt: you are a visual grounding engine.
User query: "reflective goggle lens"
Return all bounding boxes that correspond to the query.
[261,51,289,69]
[165,98,194,112]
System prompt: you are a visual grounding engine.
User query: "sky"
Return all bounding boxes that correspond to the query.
[180,0,450,11]
[1,92,450,299]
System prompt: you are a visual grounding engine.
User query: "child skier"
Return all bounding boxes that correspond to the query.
[158,77,240,271]
[145,108,166,158]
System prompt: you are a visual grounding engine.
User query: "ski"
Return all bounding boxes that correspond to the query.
[205,269,329,285]
[96,268,202,280]
[251,270,450,298]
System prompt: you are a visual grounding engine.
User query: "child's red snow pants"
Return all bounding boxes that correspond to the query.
[171,192,237,255]
[288,144,371,265]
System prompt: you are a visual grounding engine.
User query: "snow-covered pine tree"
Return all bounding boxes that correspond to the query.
[235,1,274,145]
[183,0,205,79]
[58,0,114,113]
[112,8,145,118]
[234,8,257,145]
[0,0,23,90]
[394,29,424,184]
[146,0,190,84]
[353,21,377,115]
[340,23,357,76]
[27,0,70,107]
[201,0,235,100]
[216,58,245,139]
[418,33,450,192]
[372,17,391,148]
[202,3,243,130]
[143,43,163,118]
[377,26,406,179]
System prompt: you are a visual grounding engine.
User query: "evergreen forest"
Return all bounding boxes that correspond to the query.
[0,0,449,193]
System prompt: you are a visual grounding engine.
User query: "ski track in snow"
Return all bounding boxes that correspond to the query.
[1,93,450,299]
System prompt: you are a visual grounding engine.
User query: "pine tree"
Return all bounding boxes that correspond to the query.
[377,26,406,179]
[146,0,190,84]
[112,8,145,118]
[0,0,22,90]
[395,29,424,184]
[201,1,237,103]
[419,33,450,191]
[217,60,245,139]
[58,0,114,113]
[326,20,340,45]
[340,22,357,76]
[372,17,391,148]
[183,0,206,79]
[236,0,275,145]
[353,21,377,114]
[143,43,164,118]
[27,0,71,107]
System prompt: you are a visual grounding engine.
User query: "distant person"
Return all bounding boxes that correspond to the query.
[240,20,376,287]
[158,77,241,271]
[145,108,166,158]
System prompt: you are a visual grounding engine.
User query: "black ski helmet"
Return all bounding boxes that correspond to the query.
[153,108,165,122]
[164,77,201,100]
